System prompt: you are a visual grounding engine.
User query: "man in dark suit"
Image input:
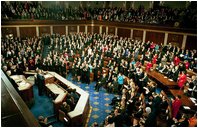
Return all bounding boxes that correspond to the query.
[95,74,107,92]
[37,70,45,96]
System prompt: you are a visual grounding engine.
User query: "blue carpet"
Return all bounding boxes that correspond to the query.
[30,85,54,118]
[66,74,117,126]
[30,74,117,127]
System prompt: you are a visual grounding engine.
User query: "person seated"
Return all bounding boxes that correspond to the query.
[159,64,169,76]
[188,113,197,127]
[70,89,80,104]
[66,94,75,111]
[155,63,163,72]
[172,113,189,127]
[38,116,51,127]
[104,115,115,127]
[95,74,107,92]
[187,75,197,98]
[60,102,71,114]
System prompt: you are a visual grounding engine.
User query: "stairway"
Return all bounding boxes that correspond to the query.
[42,44,50,58]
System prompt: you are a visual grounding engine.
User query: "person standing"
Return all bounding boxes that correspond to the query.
[178,71,187,89]
[171,95,182,118]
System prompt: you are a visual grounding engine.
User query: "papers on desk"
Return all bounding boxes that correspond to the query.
[46,83,65,94]
[188,88,193,91]
[44,74,54,79]
[183,106,190,110]
[18,82,31,90]
[190,97,197,104]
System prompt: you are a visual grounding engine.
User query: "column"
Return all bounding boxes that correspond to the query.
[130,29,133,39]
[164,32,168,45]
[77,26,80,33]
[131,1,134,9]
[36,26,39,37]
[181,35,187,49]
[16,27,20,37]
[65,26,68,35]
[99,26,102,34]
[50,26,53,35]
[115,27,118,36]
[85,25,88,34]
[106,26,108,35]
[143,30,146,43]
[149,1,154,8]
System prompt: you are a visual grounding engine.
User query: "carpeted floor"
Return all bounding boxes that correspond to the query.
[29,73,167,127]
[29,74,118,127]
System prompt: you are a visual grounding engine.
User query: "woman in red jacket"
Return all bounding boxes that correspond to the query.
[171,95,182,118]
[174,56,180,66]
[178,71,187,89]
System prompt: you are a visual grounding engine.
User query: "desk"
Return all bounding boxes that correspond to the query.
[46,72,90,126]
[44,74,55,84]
[169,89,196,110]
[46,83,67,103]
[146,70,178,89]
[10,75,34,106]
[187,69,197,77]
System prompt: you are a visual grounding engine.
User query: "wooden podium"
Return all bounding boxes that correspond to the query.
[9,75,34,107]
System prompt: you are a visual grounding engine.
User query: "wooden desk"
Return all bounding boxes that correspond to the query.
[46,83,67,114]
[47,72,90,126]
[1,70,40,127]
[146,70,178,89]
[187,69,197,77]
[44,73,55,84]
[9,75,34,106]
[169,89,197,110]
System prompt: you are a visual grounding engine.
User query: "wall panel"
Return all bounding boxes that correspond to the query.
[88,26,92,33]
[133,30,143,40]
[146,31,165,45]
[1,27,17,37]
[186,36,197,50]
[117,28,130,38]
[68,26,77,34]
[53,26,65,35]
[19,27,36,38]
[79,26,85,33]
[102,26,106,34]
[108,27,115,35]
[167,34,183,48]
[93,26,99,34]
[39,26,50,36]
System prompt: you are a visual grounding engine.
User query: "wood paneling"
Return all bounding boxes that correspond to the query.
[133,30,143,40]
[108,27,115,35]
[79,26,85,33]
[39,26,50,36]
[146,31,165,45]
[53,26,65,35]
[2,20,196,34]
[167,34,183,48]
[88,26,92,33]
[19,27,36,38]
[102,26,106,34]
[68,26,77,34]
[117,28,130,38]
[186,36,197,50]
[1,27,17,37]
[93,26,99,34]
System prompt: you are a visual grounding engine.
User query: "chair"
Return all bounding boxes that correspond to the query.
[58,110,66,122]
[58,110,70,126]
